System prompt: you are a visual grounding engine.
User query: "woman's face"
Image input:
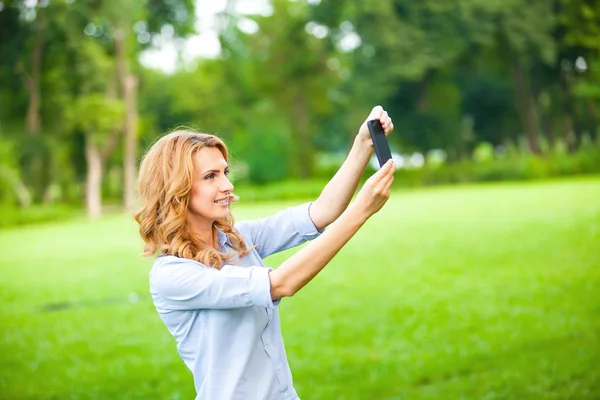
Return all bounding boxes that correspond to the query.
[188,146,234,225]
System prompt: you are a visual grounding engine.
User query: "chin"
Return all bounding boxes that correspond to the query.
[212,208,231,220]
[216,212,230,220]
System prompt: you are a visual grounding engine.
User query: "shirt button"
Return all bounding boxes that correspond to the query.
[277,366,282,371]
[265,340,270,345]
[284,393,289,398]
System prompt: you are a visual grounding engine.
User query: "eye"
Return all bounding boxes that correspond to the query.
[204,173,215,180]
[224,169,230,176]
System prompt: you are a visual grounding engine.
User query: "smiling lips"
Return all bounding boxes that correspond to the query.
[214,197,229,205]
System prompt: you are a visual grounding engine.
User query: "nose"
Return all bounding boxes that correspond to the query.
[221,175,234,193]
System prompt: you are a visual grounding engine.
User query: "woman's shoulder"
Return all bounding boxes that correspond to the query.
[151,255,206,274]
[150,255,212,290]
[232,221,253,242]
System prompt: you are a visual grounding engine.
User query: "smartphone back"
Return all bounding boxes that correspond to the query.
[367,119,392,167]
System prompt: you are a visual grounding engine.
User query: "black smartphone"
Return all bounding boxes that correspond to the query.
[367,119,392,168]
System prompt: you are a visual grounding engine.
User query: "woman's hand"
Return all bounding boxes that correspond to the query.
[351,159,396,219]
[270,160,396,300]
[356,105,394,146]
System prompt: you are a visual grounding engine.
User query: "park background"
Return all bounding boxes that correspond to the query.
[0,0,599,398]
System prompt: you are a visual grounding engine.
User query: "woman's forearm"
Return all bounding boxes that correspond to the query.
[309,138,372,230]
[310,106,394,230]
[269,204,368,299]
[269,158,397,300]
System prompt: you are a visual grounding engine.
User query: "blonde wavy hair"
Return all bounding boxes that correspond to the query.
[134,130,252,269]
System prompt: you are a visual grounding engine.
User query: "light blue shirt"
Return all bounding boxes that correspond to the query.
[150,203,322,400]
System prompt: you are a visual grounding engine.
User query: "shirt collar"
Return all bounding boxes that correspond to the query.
[216,229,230,246]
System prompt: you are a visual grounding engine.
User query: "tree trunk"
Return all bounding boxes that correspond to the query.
[84,124,120,219]
[123,74,139,210]
[25,14,44,137]
[85,137,103,219]
[587,99,599,142]
[563,115,577,152]
[114,27,127,91]
[19,11,45,202]
[115,26,139,209]
[511,56,542,154]
[543,116,556,149]
[15,180,32,208]
[559,70,577,151]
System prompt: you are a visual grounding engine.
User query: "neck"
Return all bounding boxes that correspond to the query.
[188,214,215,247]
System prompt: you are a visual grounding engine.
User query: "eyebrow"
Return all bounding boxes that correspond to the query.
[201,166,229,175]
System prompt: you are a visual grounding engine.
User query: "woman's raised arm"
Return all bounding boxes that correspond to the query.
[270,159,396,299]
[309,105,394,230]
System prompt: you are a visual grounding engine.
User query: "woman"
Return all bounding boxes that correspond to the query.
[134,106,396,400]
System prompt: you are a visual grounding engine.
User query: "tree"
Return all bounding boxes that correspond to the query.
[68,95,124,218]
[558,0,600,146]
[0,0,196,212]
[97,0,195,208]
[315,0,557,155]
[217,0,340,179]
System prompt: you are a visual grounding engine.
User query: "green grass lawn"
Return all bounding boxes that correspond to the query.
[1,177,599,399]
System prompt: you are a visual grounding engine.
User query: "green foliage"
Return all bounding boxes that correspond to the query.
[1,0,600,209]
[0,203,80,228]
[1,179,599,398]
[233,130,291,184]
[558,0,600,50]
[234,179,328,203]
[472,142,495,163]
[497,0,556,64]
[145,0,196,39]
[66,95,125,147]
[213,0,341,178]
[0,133,22,205]
[0,0,199,212]
[395,144,600,187]
[229,100,295,184]
[573,60,600,99]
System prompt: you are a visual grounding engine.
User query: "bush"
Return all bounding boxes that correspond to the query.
[234,179,328,202]
[0,204,81,229]
[231,144,600,204]
[413,144,600,187]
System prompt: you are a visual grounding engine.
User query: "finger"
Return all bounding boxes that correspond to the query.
[381,182,393,200]
[368,159,394,184]
[383,174,395,191]
[382,162,397,181]
[380,111,389,122]
[384,121,394,135]
[377,168,395,190]
[380,158,395,172]
[376,172,395,192]
[377,111,389,126]
[369,105,384,120]
[377,159,396,178]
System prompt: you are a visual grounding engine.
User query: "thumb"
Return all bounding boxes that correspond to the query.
[382,158,396,173]
[371,159,395,181]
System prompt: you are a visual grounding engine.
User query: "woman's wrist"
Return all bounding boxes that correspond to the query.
[351,136,374,160]
[344,202,371,226]
[354,134,372,149]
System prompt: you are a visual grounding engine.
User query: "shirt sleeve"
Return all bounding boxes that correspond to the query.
[235,202,324,259]
[150,256,277,311]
